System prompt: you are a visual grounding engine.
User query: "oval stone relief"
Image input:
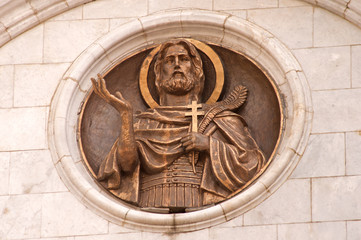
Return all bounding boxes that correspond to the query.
[79,39,282,213]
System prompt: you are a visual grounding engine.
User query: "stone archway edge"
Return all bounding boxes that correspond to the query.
[1,0,361,48]
[0,0,92,46]
[49,10,312,232]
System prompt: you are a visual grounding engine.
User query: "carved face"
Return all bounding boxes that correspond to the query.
[159,44,196,95]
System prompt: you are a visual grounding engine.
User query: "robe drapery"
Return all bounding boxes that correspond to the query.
[97,106,265,206]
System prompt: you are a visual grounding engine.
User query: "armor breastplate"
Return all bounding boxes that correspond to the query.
[139,155,203,208]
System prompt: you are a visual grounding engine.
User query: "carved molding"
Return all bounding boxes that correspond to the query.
[1,0,361,49]
[303,0,361,27]
[48,10,312,232]
[0,0,92,47]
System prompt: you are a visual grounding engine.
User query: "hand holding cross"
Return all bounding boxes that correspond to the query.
[181,101,209,173]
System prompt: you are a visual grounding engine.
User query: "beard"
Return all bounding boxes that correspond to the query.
[159,71,196,95]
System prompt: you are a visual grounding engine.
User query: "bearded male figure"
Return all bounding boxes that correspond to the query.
[91,39,265,211]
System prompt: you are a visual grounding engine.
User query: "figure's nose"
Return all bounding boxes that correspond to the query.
[174,56,180,67]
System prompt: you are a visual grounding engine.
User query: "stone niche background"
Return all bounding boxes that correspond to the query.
[48,10,312,232]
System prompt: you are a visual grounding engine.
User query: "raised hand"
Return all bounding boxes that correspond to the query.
[91,74,132,115]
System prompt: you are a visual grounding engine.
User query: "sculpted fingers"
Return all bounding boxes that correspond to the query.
[181,133,196,151]
[99,77,112,98]
[182,140,195,151]
[91,76,108,100]
[180,134,192,143]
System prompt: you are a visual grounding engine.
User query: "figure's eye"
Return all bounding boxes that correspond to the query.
[180,56,190,62]
[165,56,174,64]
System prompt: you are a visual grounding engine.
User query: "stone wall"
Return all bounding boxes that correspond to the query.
[0,0,361,239]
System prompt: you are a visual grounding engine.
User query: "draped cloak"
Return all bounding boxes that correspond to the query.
[97,106,265,206]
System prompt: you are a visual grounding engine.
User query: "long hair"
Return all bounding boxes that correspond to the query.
[154,39,205,98]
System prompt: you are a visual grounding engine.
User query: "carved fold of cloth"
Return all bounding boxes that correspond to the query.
[97,106,265,208]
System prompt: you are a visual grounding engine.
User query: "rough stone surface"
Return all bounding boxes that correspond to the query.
[291,133,345,178]
[209,225,277,240]
[0,195,42,239]
[213,0,277,10]
[347,220,361,240]
[9,150,67,194]
[293,46,351,90]
[314,8,361,47]
[14,63,70,107]
[0,107,47,151]
[83,0,147,18]
[346,131,361,176]
[351,45,361,88]
[0,152,10,195]
[44,20,109,63]
[247,7,313,49]
[0,65,14,108]
[312,176,361,221]
[278,222,346,240]
[0,24,43,65]
[312,89,361,133]
[41,192,108,237]
[244,179,311,225]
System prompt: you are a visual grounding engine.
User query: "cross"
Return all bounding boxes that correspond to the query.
[185,101,204,173]
[185,101,204,132]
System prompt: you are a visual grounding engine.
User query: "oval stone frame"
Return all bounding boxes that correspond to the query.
[49,10,312,232]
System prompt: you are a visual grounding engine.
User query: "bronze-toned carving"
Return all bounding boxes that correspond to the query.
[88,39,269,212]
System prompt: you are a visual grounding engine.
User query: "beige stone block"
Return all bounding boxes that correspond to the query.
[139,232,175,240]
[346,132,361,175]
[247,7,313,49]
[50,5,83,21]
[312,176,361,221]
[149,0,212,13]
[0,65,13,108]
[14,63,70,107]
[221,10,247,19]
[0,24,43,65]
[9,150,67,194]
[214,0,277,10]
[74,233,142,240]
[348,220,361,240]
[278,222,346,240]
[41,192,108,237]
[351,45,361,88]
[44,20,109,63]
[29,238,74,240]
[0,152,10,195]
[279,0,310,7]
[109,18,136,31]
[314,8,361,47]
[291,133,345,178]
[209,225,277,240]
[174,229,209,240]
[244,179,310,225]
[83,0,147,18]
[108,222,137,233]
[293,46,351,90]
[0,195,42,239]
[312,89,361,133]
[0,107,47,151]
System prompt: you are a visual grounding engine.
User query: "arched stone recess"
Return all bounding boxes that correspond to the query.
[48,10,312,232]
